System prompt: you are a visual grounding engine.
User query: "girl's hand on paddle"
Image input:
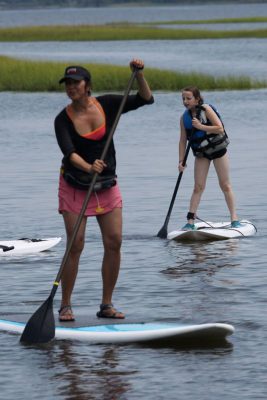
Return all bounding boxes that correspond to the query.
[90,159,107,174]
[130,59,144,72]
[178,161,186,172]
[192,117,203,130]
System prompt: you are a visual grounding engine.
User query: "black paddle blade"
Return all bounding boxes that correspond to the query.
[157,225,168,239]
[20,296,55,344]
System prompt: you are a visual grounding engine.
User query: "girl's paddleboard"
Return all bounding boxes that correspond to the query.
[168,220,256,242]
[0,237,61,256]
[0,315,234,344]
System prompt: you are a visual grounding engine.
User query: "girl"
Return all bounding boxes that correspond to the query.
[178,86,241,230]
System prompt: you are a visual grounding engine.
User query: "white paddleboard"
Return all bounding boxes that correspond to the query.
[0,315,234,344]
[168,220,256,242]
[0,237,61,256]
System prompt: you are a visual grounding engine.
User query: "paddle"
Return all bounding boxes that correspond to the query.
[20,68,138,344]
[157,140,191,239]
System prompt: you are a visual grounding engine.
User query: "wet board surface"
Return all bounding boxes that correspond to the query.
[0,237,61,256]
[168,220,256,242]
[0,314,234,344]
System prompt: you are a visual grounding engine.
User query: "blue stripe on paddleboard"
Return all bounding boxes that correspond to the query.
[0,319,25,327]
[57,323,182,332]
[0,320,182,332]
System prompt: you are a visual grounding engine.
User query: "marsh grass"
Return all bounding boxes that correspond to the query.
[0,24,267,41]
[0,56,265,92]
[144,17,267,25]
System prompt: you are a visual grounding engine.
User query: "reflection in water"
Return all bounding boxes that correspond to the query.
[31,337,233,400]
[162,239,240,278]
[139,338,233,352]
[44,342,132,400]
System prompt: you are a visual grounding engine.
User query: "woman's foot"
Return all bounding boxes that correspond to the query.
[96,303,125,319]
[58,305,75,322]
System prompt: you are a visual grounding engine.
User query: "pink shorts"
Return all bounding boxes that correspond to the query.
[58,175,122,216]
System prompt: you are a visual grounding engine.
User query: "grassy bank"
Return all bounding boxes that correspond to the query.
[0,24,267,41]
[0,56,265,92]
[144,16,267,25]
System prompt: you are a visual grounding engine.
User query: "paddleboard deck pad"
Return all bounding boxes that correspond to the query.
[168,220,256,242]
[0,314,234,344]
[0,237,61,256]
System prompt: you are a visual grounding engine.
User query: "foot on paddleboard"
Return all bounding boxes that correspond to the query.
[58,305,75,322]
[231,220,242,228]
[96,303,125,319]
[182,223,197,231]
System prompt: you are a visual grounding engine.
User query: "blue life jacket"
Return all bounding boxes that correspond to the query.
[182,104,229,160]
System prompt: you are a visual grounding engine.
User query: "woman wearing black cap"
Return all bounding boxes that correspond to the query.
[55,59,154,321]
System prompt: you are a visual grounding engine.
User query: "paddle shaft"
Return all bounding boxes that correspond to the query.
[157,140,191,238]
[50,69,137,299]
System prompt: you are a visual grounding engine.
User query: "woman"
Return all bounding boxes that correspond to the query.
[178,86,241,230]
[55,59,154,321]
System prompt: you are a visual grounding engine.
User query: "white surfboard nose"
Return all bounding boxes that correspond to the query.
[0,237,62,256]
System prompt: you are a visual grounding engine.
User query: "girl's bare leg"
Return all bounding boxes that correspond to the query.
[187,157,210,224]
[213,154,238,221]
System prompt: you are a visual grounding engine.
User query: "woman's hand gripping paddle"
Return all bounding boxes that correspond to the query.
[20,69,138,344]
[157,141,191,239]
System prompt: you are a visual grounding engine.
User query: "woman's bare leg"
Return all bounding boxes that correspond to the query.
[96,207,124,317]
[60,211,87,319]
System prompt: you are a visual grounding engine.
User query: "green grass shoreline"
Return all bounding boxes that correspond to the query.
[144,16,267,25]
[1,16,267,41]
[0,56,265,92]
[0,24,267,41]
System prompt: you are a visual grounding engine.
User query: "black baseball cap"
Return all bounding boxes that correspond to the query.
[59,66,91,84]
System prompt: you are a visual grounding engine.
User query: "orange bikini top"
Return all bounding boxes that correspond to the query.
[66,98,106,141]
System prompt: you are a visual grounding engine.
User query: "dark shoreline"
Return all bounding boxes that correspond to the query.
[1,0,267,11]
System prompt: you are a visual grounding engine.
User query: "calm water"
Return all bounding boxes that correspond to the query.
[1,38,266,80]
[0,3,267,27]
[0,3,267,400]
[0,4,267,80]
[0,89,266,399]
[0,3,266,80]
